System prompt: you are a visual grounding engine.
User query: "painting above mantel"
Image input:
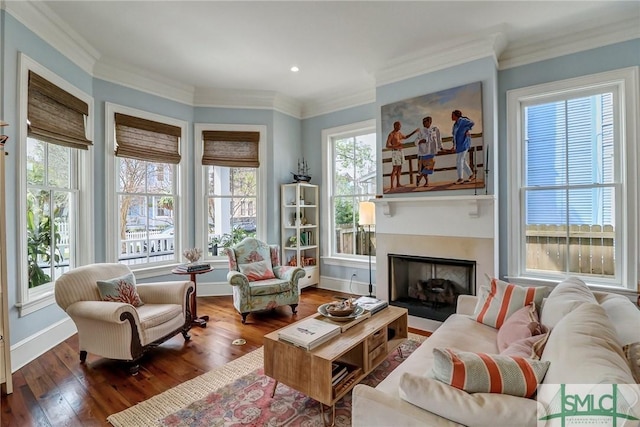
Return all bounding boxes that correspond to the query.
[381,82,485,194]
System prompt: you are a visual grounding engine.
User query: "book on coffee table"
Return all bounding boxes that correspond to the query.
[354,296,389,315]
[278,317,341,350]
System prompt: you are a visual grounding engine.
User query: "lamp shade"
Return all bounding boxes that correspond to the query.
[358,201,376,225]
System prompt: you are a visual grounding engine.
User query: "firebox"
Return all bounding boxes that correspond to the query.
[388,254,475,322]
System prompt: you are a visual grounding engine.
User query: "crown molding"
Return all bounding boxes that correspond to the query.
[301,87,376,119]
[194,88,302,118]
[93,59,195,105]
[499,15,640,70]
[375,31,507,88]
[3,1,99,75]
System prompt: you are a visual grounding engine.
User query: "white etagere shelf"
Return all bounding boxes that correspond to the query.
[281,182,319,288]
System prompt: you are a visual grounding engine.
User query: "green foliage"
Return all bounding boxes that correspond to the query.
[335,198,355,226]
[210,225,256,255]
[26,211,63,288]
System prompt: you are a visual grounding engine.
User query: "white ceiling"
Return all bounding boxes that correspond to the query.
[21,1,640,107]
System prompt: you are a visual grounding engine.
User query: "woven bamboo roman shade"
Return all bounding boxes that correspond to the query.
[202,131,260,168]
[115,113,181,164]
[27,71,92,150]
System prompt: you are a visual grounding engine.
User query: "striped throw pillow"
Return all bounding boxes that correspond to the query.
[431,348,550,398]
[475,278,549,328]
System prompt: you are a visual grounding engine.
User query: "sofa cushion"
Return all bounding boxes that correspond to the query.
[399,373,540,427]
[238,260,276,281]
[96,272,144,307]
[596,292,640,346]
[497,302,544,352]
[475,277,549,328]
[623,342,640,383]
[431,348,550,398]
[539,276,595,329]
[541,303,634,384]
[500,333,549,360]
[375,314,499,397]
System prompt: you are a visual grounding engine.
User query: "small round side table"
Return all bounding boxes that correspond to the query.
[171,267,213,327]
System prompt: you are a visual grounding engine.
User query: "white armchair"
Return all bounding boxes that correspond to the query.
[54,263,194,374]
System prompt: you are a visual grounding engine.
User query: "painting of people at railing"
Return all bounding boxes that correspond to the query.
[381,81,484,194]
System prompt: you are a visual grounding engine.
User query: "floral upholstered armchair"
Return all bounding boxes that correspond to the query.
[226,237,305,324]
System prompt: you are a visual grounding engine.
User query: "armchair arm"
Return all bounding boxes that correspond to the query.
[137,281,193,305]
[273,266,305,283]
[227,271,250,289]
[66,300,140,325]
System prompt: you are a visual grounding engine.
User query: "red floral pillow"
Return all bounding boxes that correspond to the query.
[238,260,276,281]
[96,273,144,307]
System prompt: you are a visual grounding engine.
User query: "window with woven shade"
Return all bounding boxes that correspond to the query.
[194,124,266,261]
[105,103,188,271]
[19,54,94,315]
[115,113,181,164]
[27,71,92,150]
[202,130,260,168]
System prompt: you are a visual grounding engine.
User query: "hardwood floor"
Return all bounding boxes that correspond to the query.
[1,288,427,426]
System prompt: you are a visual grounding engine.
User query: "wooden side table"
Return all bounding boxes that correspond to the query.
[171,267,213,327]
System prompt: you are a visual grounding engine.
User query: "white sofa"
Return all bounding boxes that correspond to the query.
[352,278,640,427]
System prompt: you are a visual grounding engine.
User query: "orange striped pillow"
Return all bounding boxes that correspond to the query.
[475,278,549,329]
[432,348,550,398]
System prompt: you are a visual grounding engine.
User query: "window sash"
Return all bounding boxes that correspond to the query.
[507,68,636,289]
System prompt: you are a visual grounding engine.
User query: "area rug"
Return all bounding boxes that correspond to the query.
[108,334,425,427]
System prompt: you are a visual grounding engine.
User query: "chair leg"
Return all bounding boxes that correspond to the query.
[241,312,250,324]
[182,330,191,341]
[128,363,140,376]
[290,304,298,314]
[79,350,87,363]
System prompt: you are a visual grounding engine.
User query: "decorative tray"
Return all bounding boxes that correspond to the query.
[317,303,365,321]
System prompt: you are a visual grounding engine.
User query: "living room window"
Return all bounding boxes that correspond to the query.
[105,104,188,275]
[194,124,267,262]
[17,55,94,315]
[322,120,377,265]
[507,67,638,290]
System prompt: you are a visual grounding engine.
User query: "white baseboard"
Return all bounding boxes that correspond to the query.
[11,316,77,372]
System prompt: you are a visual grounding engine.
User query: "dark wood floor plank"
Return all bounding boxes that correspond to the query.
[1,288,396,426]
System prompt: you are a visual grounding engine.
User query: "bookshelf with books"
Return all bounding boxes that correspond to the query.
[281,182,319,288]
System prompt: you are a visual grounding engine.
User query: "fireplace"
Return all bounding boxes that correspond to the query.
[388,254,475,322]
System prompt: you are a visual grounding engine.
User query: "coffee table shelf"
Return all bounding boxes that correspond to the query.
[264,305,408,420]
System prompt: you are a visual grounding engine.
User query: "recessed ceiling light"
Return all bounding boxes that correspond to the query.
[290,66,299,72]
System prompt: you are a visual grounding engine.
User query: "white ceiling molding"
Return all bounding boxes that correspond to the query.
[193,88,302,118]
[3,0,99,75]
[93,59,195,106]
[375,31,507,88]
[301,88,376,120]
[499,15,640,70]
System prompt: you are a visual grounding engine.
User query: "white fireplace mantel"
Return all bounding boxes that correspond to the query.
[372,194,495,218]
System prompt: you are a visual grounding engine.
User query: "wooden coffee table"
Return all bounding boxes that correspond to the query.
[264,305,408,426]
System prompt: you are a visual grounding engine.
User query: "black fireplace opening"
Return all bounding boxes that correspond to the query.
[388,254,475,322]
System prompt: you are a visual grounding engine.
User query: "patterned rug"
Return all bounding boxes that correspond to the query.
[108,336,423,427]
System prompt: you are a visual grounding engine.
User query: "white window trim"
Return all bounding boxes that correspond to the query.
[321,119,376,268]
[105,103,188,278]
[506,66,639,290]
[193,123,267,266]
[16,53,95,316]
